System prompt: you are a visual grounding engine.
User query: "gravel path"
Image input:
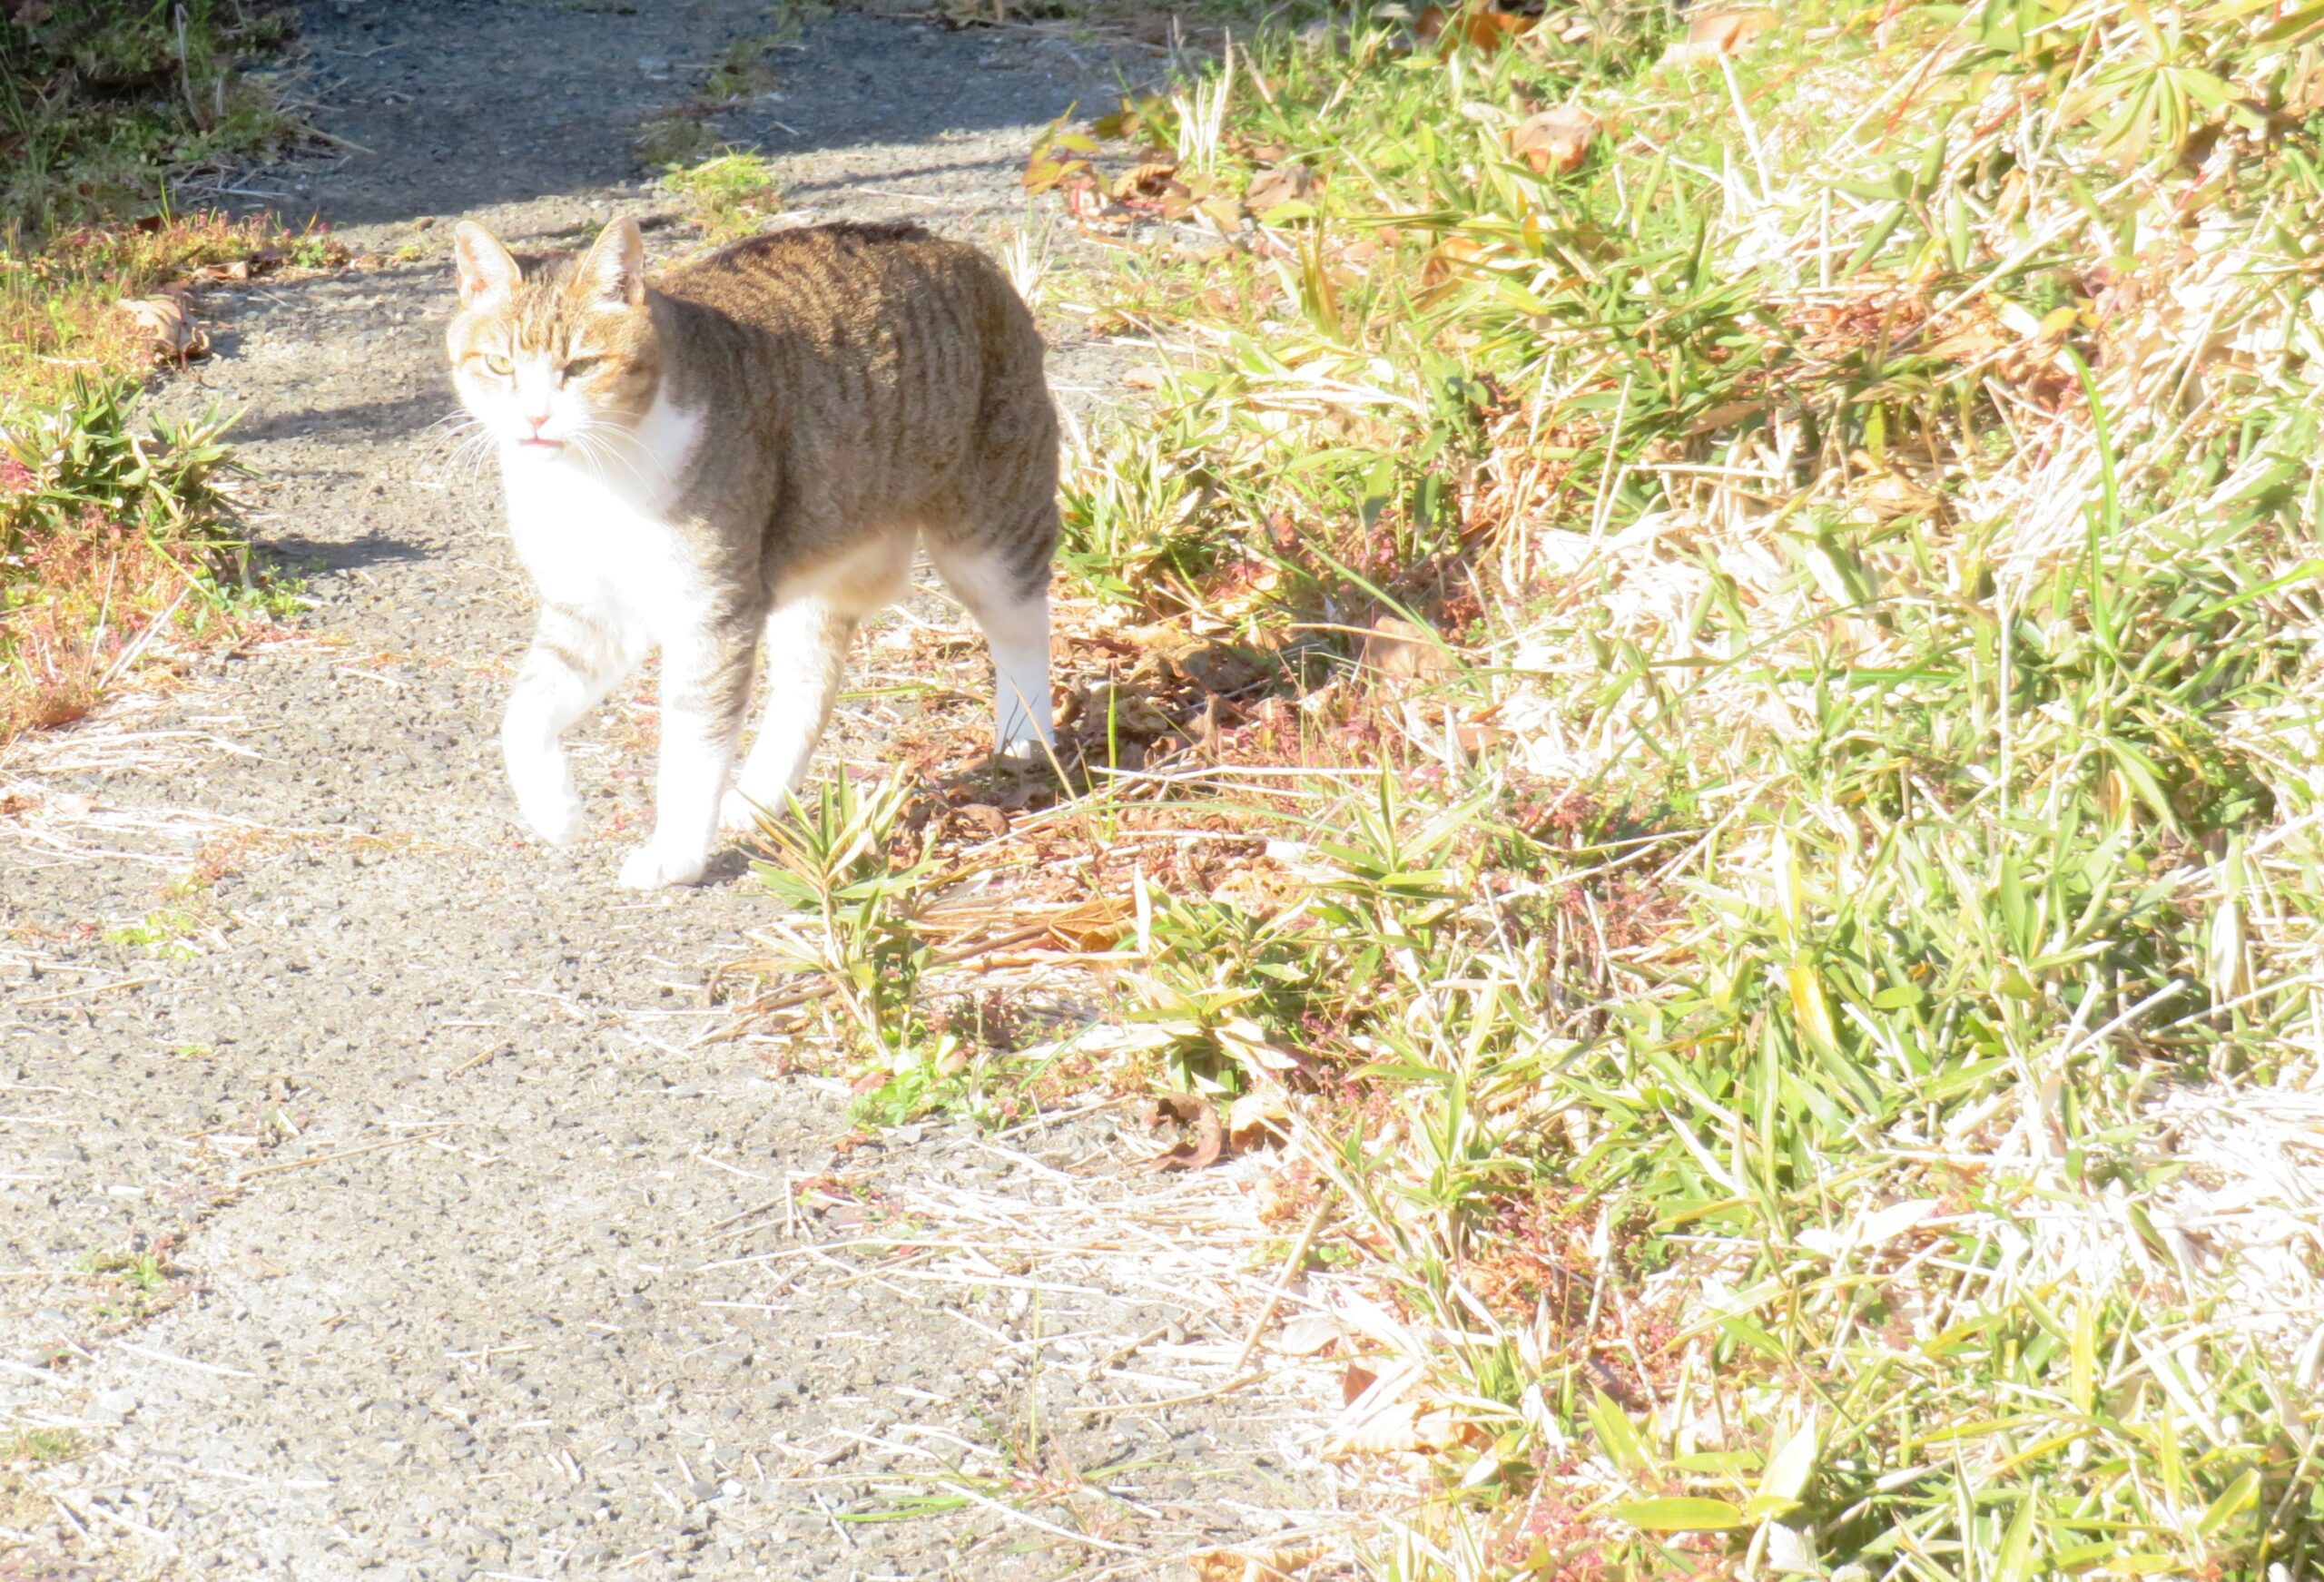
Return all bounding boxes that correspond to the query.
[0,5,1343,1577]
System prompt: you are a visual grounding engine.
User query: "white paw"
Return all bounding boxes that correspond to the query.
[616,840,708,889]
[514,785,585,847]
[718,787,775,837]
[995,732,1053,765]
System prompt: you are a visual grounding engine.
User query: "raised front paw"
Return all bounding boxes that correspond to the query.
[514,785,586,847]
[616,840,709,890]
[507,745,585,847]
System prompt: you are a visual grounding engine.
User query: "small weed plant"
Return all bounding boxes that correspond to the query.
[2,376,260,738]
[750,772,947,1069]
[663,151,785,243]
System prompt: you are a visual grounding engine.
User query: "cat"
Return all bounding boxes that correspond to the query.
[446,216,1059,888]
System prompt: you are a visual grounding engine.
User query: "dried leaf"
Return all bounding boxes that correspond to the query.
[1340,1362,1379,1407]
[120,294,208,361]
[1686,7,1775,52]
[1110,159,1183,201]
[1421,231,1489,287]
[1023,125,1101,195]
[1856,470,1944,522]
[1685,398,1766,436]
[1359,615,1454,683]
[951,802,1009,841]
[1273,1312,1342,1356]
[1508,105,1597,175]
[1227,1086,1290,1149]
[1416,3,1533,52]
[1079,681,1175,740]
[1196,193,1245,231]
[1240,163,1315,219]
[1188,1547,1323,1582]
[1325,1398,1464,1457]
[1141,1095,1225,1172]
[1216,1017,1303,1073]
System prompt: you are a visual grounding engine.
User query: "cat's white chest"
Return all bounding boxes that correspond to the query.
[498,399,706,635]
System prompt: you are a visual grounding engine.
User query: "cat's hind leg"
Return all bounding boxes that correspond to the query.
[718,535,910,837]
[718,597,858,836]
[502,603,645,846]
[926,529,1055,761]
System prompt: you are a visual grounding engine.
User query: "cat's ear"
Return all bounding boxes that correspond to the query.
[576,218,647,310]
[453,222,519,308]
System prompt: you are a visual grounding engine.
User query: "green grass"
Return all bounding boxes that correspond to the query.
[0,5,298,741]
[79,1247,180,1322]
[1,1,295,238]
[0,1429,85,1467]
[742,1,2324,1577]
[2,376,256,740]
[663,150,785,243]
[103,903,205,958]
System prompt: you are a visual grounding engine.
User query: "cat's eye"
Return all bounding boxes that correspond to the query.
[480,352,513,376]
[562,357,603,380]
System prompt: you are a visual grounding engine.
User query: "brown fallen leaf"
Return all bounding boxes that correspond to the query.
[1340,1362,1379,1407]
[1141,1095,1226,1171]
[1196,192,1245,231]
[1508,104,1597,175]
[951,802,1009,841]
[120,294,208,362]
[1240,162,1315,218]
[1326,1398,1467,1458]
[1416,3,1533,52]
[1226,1086,1289,1150]
[1110,159,1184,202]
[1856,470,1945,522]
[1421,231,1490,288]
[1687,6,1776,52]
[1273,1312,1342,1356]
[1359,614,1454,683]
[1079,681,1176,740]
[1684,398,1766,435]
[1328,1400,1428,1456]
[1188,1545,1324,1582]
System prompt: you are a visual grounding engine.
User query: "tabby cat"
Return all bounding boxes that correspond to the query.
[447,217,1058,888]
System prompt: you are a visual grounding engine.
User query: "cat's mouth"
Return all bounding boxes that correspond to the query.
[515,437,566,453]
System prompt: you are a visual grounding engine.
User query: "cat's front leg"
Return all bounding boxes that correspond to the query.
[617,623,753,889]
[503,604,640,846]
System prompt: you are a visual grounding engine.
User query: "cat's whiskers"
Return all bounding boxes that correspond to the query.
[419,410,497,486]
[445,427,498,486]
[566,421,654,496]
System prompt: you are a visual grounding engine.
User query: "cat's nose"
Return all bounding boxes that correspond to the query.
[523,414,549,434]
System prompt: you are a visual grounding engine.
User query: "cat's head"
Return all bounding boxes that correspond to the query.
[446,219,661,456]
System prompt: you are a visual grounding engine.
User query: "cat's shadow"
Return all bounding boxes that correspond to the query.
[702,847,760,888]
